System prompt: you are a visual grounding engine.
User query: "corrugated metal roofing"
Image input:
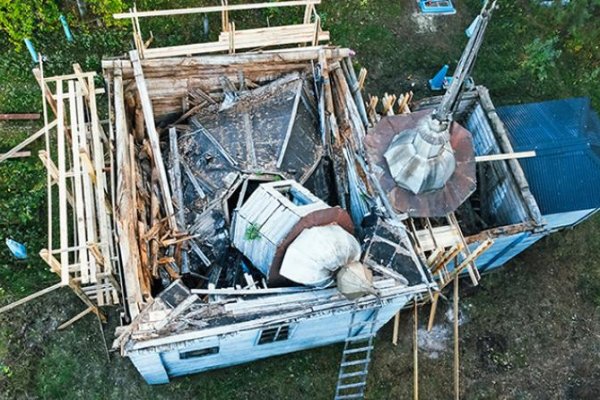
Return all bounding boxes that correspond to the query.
[497,97,600,215]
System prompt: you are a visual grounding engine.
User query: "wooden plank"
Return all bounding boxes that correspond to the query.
[413,301,419,400]
[453,272,460,400]
[68,81,90,284]
[0,113,40,120]
[130,50,177,230]
[114,68,144,316]
[276,80,303,168]
[86,76,114,276]
[392,311,400,346]
[0,151,31,159]
[56,82,70,285]
[475,151,536,162]
[58,306,94,330]
[0,283,64,314]
[43,71,96,82]
[143,28,329,59]
[169,127,188,274]
[75,83,99,284]
[32,68,58,116]
[0,120,58,164]
[114,0,321,19]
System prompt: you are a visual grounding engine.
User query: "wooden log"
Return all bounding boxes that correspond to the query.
[130,50,177,230]
[0,113,40,120]
[0,120,57,164]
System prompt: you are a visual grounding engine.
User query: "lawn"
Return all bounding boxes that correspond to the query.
[0,0,599,399]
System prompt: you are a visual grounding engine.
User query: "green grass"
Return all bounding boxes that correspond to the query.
[1,0,600,399]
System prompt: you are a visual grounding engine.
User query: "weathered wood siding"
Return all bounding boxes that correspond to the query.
[128,294,411,384]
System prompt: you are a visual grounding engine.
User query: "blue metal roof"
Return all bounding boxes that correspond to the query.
[497,97,600,215]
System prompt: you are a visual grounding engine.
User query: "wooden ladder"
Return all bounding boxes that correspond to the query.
[334,305,380,400]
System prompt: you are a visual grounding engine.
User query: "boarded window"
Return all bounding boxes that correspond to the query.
[179,346,219,359]
[257,325,291,345]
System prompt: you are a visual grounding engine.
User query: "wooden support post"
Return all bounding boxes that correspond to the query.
[413,300,419,400]
[86,76,113,277]
[453,273,460,400]
[68,81,90,284]
[392,311,400,346]
[56,81,70,285]
[129,50,177,231]
[75,84,99,284]
[427,291,440,332]
[32,68,58,116]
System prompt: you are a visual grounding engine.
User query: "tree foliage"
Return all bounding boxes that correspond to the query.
[0,0,124,48]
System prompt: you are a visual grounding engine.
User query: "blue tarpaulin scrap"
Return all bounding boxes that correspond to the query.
[497,98,600,215]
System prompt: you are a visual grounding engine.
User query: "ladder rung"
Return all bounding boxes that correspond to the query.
[341,359,370,367]
[347,334,374,342]
[340,371,367,379]
[335,394,364,399]
[338,382,367,390]
[344,346,372,354]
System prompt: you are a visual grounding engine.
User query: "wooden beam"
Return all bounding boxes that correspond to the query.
[413,301,419,400]
[68,81,91,284]
[475,151,536,162]
[0,282,64,314]
[113,67,144,317]
[277,80,302,168]
[114,0,321,19]
[0,120,57,164]
[0,151,30,159]
[0,113,40,120]
[130,50,177,230]
[58,306,94,330]
[427,291,440,332]
[75,83,99,284]
[453,273,460,400]
[56,82,70,285]
[392,311,400,346]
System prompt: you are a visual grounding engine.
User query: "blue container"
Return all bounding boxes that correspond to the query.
[419,0,457,15]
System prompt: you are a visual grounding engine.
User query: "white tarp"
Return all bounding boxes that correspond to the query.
[280,224,361,287]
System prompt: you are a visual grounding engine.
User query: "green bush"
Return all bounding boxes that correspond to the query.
[0,0,125,48]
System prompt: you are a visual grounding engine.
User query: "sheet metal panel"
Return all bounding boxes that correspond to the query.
[497,98,600,216]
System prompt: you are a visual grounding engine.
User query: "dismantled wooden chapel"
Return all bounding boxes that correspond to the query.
[3,1,600,399]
